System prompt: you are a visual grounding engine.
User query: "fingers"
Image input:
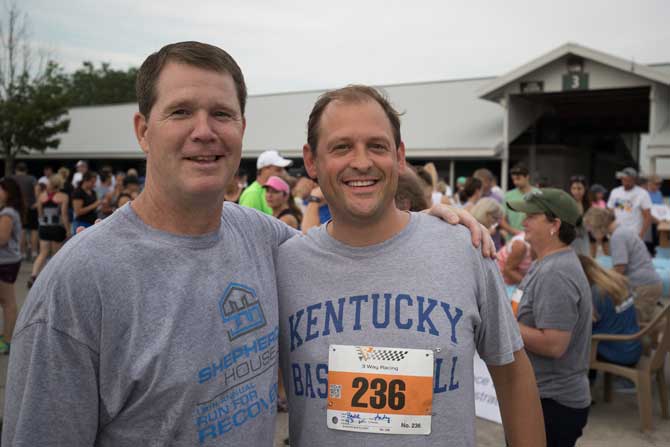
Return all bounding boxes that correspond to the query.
[480,223,497,259]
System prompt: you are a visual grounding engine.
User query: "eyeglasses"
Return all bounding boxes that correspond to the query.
[570,175,586,183]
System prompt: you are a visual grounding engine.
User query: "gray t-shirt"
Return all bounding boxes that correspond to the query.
[610,226,661,288]
[0,206,22,264]
[277,213,523,447]
[516,249,592,408]
[3,203,296,447]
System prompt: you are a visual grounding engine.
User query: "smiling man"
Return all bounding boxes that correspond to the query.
[276,85,545,447]
[3,44,490,447]
[3,42,295,447]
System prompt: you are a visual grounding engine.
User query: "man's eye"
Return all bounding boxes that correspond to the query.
[171,109,188,116]
[370,143,387,151]
[214,111,233,119]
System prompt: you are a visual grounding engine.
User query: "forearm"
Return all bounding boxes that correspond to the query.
[503,267,524,285]
[518,323,565,358]
[499,218,519,236]
[490,350,545,447]
[640,213,652,238]
[301,202,321,233]
[75,202,97,217]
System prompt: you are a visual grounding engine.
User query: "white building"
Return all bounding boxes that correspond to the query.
[18,43,670,190]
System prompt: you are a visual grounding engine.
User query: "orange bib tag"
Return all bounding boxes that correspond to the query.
[327,345,434,435]
[510,288,523,316]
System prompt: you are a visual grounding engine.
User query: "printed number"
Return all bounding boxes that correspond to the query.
[351,377,406,410]
[571,74,580,89]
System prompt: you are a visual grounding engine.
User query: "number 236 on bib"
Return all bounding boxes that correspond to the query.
[327,345,434,435]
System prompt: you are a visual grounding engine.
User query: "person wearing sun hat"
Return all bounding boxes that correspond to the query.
[239,149,293,214]
[507,188,592,447]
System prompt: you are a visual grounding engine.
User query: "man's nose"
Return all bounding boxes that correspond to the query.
[350,145,373,170]
[191,111,216,142]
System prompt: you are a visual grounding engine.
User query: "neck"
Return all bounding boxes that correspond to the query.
[131,186,223,235]
[519,184,532,193]
[328,206,410,247]
[256,172,270,186]
[534,239,569,261]
[272,204,288,217]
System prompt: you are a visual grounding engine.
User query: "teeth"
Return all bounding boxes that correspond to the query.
[347,180,375,187]
[189,156,218,162]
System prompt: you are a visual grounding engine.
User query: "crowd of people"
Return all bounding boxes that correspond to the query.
[0,40,667,447]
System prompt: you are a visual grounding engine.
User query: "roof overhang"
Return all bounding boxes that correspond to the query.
[478,43,670,102]
[240,144,504,160]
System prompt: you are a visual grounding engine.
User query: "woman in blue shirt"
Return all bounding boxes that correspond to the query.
[578,254,641,367]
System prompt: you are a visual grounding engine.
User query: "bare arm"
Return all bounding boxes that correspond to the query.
[503,240,527,284]
[36,193,44,219]
[60,195,71,237]
[279,214,299,230]
[425,204,496,258]
[640,208,652,239]
[488,349,545,447]
[73,197,100,218]
[301,186,325,233]
[518,323,571,358]
[0,215,12,245]
[499,215,520,237]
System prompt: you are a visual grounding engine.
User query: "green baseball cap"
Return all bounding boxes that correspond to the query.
[506,188,581,226]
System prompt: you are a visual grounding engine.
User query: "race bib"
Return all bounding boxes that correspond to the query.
[327,344,434,435]
[510,288,523,316]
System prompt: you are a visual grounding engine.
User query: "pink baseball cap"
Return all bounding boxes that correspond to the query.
[264,176,289,194]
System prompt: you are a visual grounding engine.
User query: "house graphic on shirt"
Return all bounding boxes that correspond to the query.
[219,282,266,341]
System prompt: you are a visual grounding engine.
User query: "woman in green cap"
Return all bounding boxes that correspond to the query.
[507,188,592,447]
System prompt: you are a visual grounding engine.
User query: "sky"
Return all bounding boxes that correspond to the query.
[17,0,670,95]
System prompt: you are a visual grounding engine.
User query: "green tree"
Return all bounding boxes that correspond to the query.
[0,2,70,175]
[67,61,137,106]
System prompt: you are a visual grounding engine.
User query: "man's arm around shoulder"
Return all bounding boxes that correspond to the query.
[488,349,545,447]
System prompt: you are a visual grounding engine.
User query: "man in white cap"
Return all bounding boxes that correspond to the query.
[239,150,292,214]
[607,167,652,239]
[71,160,89,188]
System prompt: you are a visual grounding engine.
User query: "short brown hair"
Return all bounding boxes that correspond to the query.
[136,41,247,118]
[395,169,430,211]
[307,85,402,153]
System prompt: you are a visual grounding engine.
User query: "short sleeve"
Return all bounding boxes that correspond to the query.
[531,272,580,331]
[607,192,615,209]
[640,190,652,210]
[475,257,524,366]
[3,323,100,446]
[610,231,629,266]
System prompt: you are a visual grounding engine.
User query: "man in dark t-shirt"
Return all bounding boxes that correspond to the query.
[72,171,100,232]
[9,162,38,260]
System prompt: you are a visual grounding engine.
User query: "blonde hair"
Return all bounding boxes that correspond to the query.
[58,166,70,182]
[583,207,615,234]
[48,173,64,190]
[470,198,503,227]
[578,254,629,306]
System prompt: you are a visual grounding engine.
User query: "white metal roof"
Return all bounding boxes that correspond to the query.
[478,42,670,101]
[37,77,504,160]
[25,42,669,162]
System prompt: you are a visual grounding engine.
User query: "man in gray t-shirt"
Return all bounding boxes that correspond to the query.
[610,224,662,322]
[276,86,544,447]
[4,42,295,447]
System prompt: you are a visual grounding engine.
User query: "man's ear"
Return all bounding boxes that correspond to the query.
[303,144,318,180]
[134,112,150,155]
[397,141,407,174]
